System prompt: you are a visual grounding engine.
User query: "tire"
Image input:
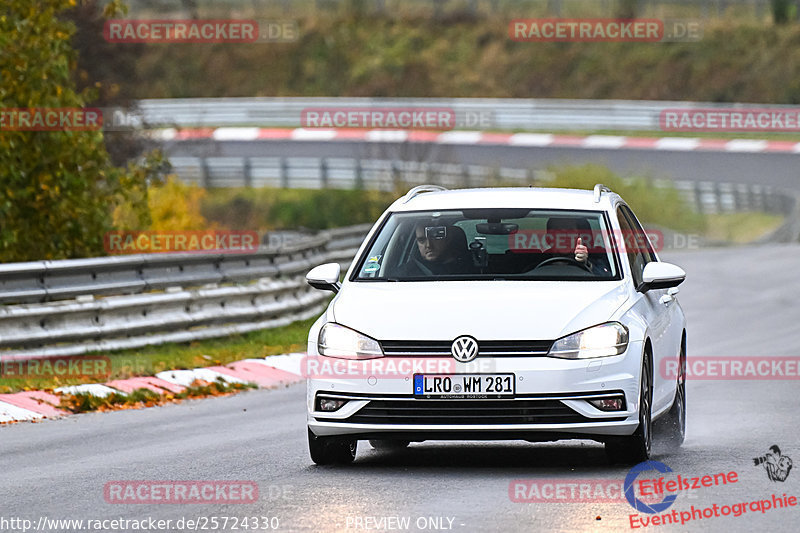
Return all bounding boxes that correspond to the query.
[369,439,410,450]
[308,429,357,465]
[606,355,653,465]
[657,345,686,451]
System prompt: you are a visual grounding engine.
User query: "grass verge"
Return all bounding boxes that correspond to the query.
[0,317,315,394]
[703,212,785,243]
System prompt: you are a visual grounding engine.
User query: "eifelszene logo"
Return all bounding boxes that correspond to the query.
[625,461,679,514]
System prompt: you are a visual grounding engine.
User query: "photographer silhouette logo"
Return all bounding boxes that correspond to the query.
[753,445,793,482]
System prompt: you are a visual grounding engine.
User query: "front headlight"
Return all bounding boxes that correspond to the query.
[548,322,629,359]
[318,323,384,359]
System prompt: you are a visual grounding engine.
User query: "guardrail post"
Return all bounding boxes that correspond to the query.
[713,182,723,213]
[280,157,289,188]
[243,157,252,188]
[201,158,210,188]
[354,158,364,189]
[693,181,704,213]
[462,165,470,188]
[733,184,747,211]
[320,158,328,188]
[765,188,780,213]
[391,161,400,190]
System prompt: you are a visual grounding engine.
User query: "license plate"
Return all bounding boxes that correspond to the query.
[413,373,515,398]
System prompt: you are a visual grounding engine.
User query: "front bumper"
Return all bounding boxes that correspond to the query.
[306,341,643,441]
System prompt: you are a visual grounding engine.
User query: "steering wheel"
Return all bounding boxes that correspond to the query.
[532,256,592,272]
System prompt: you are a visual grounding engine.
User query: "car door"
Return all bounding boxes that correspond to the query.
[625,207,684,403]
[617,205,673,412]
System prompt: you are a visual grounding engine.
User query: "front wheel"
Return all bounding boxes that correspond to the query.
[606,355,652,465]
[308,429,357,465]
[656,345,686,450]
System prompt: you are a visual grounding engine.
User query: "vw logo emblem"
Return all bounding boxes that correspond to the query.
[451,336,479,362]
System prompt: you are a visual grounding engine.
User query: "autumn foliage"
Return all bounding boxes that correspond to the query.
[0,0,156,261]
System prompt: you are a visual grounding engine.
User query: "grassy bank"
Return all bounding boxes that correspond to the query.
[704,212,784,243]
[201,188,395,230]
[122,18,800,103]
[0,317,315,394]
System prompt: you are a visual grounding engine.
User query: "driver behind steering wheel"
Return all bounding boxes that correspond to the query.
[539,217,611,276]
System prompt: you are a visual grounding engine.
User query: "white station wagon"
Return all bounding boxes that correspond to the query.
[305,184,687,465]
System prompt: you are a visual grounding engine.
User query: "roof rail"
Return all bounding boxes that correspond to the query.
[593,183,612,203]
[402,184,447,203]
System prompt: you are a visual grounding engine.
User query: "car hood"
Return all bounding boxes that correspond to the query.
[332,281,629,341]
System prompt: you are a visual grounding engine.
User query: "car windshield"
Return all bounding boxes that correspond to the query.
[354,208,620,281]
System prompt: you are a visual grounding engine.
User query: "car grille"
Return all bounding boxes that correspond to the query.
[323,398,616,425]
[380,340,553,357]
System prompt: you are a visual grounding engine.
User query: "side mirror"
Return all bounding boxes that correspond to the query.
[306,263,342,293]
[638,262,686,292]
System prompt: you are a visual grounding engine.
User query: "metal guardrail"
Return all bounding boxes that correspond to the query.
[168,155,795,217]
[0,225,371,360]
[138,97,800,132]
